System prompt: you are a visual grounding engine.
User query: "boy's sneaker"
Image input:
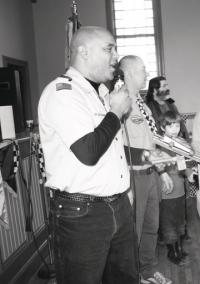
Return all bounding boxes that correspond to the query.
[141,272,172,284]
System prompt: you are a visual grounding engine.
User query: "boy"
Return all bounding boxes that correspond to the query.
[158,111,190,265]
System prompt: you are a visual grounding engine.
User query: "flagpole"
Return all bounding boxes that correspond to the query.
[38,1,81,280]
[65,0,81,69]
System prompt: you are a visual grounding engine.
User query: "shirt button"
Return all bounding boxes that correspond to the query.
[115,137,118,141]
[121,174,123,178]
[120,155,123,159]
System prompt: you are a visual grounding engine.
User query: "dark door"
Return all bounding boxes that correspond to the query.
[0,67,25,133]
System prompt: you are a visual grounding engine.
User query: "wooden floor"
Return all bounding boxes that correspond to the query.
[155,196,200,284]
[28,197,200,284]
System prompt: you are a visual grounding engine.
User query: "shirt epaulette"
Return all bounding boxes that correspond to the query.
[56,82,72,91]
[60,74,72,81]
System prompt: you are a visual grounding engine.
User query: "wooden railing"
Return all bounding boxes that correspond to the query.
[0,137,47,282]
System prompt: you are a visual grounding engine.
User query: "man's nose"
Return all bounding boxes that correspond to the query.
[112,48,119,60]
[145,71,150,79]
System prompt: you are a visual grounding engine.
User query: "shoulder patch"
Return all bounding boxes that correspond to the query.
[130,115,144,124]
[56,82,72,91]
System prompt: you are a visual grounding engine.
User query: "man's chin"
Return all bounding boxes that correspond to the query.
[100,70,116,83]
[164,95,170,100]
[158,94,168,101]
[105,73,114,82]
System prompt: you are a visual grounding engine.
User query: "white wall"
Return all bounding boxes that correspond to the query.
[0,0,39,121]
[1,0,199,120]
[161,0,200,112]
[32,0,107,94]
[32,0,200,113]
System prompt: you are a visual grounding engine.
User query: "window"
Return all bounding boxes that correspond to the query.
[106,0,164,87]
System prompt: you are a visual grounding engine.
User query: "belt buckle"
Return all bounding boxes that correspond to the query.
[105,194,119,203]
[105,197,115,202]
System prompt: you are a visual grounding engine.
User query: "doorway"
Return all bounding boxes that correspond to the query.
[1,56,33,133]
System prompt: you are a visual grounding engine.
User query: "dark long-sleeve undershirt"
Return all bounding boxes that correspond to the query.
[70,112,120,165]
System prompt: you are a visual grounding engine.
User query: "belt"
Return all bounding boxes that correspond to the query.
[132,166,155,176]
[51,188,129,203]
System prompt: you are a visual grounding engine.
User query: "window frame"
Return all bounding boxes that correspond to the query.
[105,0,165,78]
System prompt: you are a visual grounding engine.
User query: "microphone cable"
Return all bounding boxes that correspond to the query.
[112,68,141,282]
[123,117,141,284]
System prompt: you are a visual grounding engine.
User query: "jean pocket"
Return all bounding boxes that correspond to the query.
[55,198,89,219]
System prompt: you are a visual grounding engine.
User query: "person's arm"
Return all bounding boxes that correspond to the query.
[70,112,120,165]
[159,172,174,194]
[71,85,131,165]
[124,147,144,165]
[192,112,200,152]
[45,81,131,166]
[150,147,174,194]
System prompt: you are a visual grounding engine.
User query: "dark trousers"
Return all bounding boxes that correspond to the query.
[133,170,160,278]
[160,195,186,244]
[50,192,139,284]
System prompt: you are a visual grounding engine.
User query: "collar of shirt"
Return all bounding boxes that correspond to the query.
[85,78,100,94]
[65,67,109,100]
[136,93,142,100]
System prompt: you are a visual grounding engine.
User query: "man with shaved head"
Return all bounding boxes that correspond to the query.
[38,26,138,283]
[119,55,172,284]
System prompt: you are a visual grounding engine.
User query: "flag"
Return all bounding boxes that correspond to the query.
[0,170,17,229]
[65,0,81,69]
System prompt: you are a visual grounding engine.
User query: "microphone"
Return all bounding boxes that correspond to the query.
[113,68,131,121]
[113,68,124,91]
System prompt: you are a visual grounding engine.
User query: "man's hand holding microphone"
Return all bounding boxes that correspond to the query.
[110,85,132,120]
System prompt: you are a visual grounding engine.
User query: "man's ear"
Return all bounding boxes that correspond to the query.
[78,45,88,59]
[126,70,131,81]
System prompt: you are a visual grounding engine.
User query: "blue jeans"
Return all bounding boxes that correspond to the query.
[50,191,139,284]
